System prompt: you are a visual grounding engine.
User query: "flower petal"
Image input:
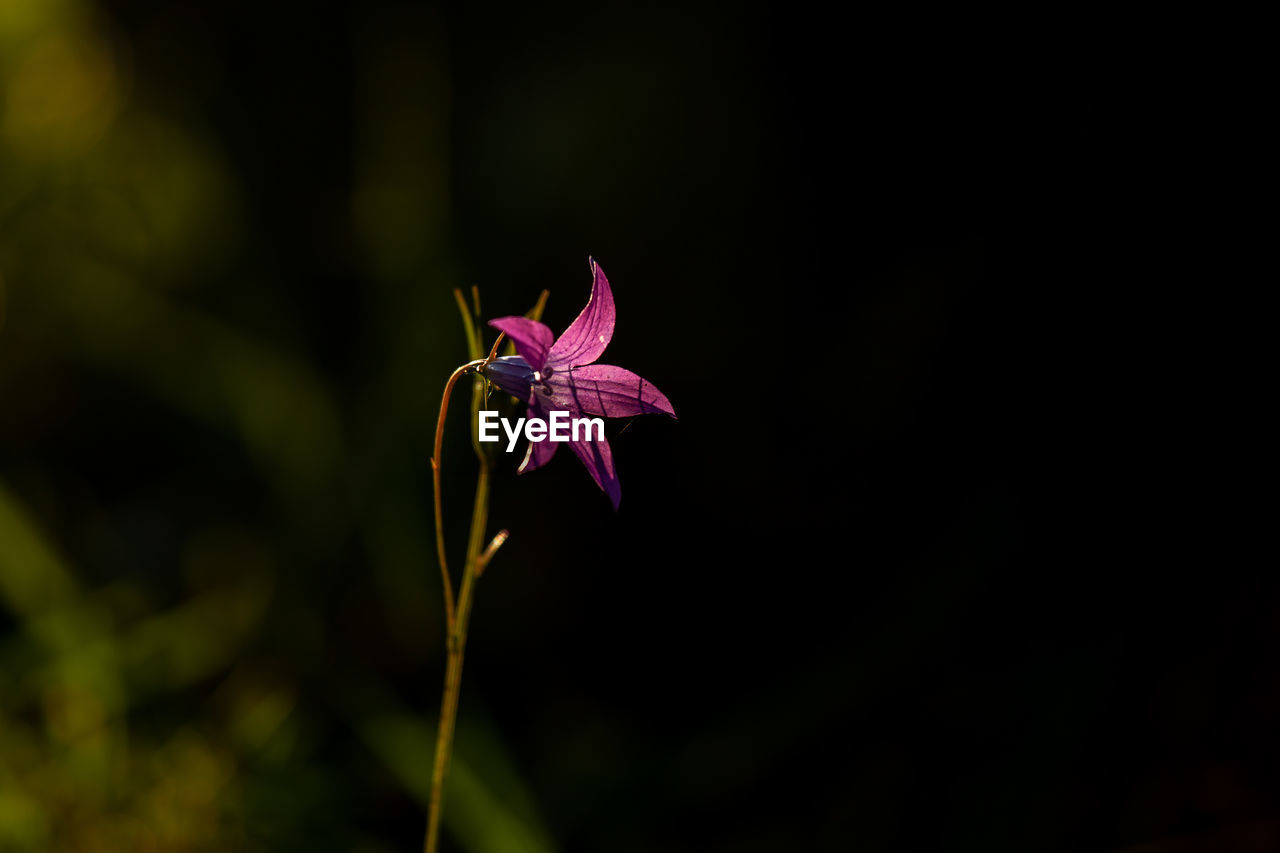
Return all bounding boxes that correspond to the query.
[517,388,622,508]
[517,429,559,473]
[567,432,621,510]
[546,258,615,370]
[489,316,554,370]
[516,399,560,473]
[547,364,676,419]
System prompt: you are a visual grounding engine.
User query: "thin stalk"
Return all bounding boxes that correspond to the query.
[424,338,507,853]
[430,359,484,642]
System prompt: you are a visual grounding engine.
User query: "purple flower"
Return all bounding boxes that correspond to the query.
[482,258,675,509]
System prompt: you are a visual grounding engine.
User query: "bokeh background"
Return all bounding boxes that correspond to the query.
[0,1,1266,851]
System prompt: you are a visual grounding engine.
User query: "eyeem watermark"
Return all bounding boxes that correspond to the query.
[478,411,604,452]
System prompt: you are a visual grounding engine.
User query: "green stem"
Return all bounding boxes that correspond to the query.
[430,360,484,628]
[425,349,506,853]
[424,294,518,853]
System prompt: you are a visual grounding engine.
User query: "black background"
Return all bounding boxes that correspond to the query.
[0,1,1265,851]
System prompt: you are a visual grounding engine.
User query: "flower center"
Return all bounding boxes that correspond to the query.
[533,366,555,382]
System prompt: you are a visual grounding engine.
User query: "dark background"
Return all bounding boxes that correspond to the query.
[0,1,1264,851]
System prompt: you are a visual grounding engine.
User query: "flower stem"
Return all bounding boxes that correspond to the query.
[424,462,485,853]
[424,353,506,853]
[424,295,515,853]
[430,359,485,629]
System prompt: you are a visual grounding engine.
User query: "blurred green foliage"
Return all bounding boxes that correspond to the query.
[0,1,552,848]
